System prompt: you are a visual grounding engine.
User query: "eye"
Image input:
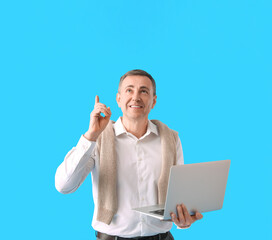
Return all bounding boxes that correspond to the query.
[141,90,148,94]
[126,89,132,93]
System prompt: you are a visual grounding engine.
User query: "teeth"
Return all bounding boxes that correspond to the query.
[130,106,142,108]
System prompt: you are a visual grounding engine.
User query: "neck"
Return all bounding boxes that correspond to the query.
[121,116,148,139]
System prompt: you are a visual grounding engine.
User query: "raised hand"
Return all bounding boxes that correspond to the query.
[84,95,112,141]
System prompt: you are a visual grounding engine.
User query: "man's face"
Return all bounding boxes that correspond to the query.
[116,75,157,121]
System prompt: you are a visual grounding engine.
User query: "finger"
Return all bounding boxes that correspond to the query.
[104,107,111,118]
[98,106,111,116]
[92,107,110,117]
[170,212,180,226]
[103,107,112,118]
[94,104,110,114]
[177,204,186,225]
[95,102,108,109]
[95,95,99,104]
[181,204,193,225]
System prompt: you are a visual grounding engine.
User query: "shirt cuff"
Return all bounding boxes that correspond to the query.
[177,225,191,229]
[76,135,96,156]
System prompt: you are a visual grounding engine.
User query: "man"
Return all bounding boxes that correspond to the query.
[55,69,203,240]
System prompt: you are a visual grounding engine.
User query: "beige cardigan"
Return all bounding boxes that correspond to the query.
[96,120,178,225]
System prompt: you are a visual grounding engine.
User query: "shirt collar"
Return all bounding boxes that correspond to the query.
[113,117,159,137]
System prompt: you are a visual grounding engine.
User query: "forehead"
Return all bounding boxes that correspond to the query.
[120,75,153,89]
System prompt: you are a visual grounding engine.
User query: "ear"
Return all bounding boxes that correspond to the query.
[116,92,121,107]
[151,95,157,109]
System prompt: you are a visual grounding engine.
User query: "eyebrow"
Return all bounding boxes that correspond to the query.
[125,85,150,91]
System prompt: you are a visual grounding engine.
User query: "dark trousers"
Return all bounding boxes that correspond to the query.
[96,231,174,240]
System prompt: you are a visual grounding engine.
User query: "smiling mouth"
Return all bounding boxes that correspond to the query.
[129,105,143,109]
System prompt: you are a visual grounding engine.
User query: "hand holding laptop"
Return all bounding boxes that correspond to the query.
[133,160,230,229]
[171,203,203,229]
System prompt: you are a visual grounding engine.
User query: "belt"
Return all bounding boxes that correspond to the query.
[96,231,169,240]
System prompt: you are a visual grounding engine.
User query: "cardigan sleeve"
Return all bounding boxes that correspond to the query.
[176,136,184,165]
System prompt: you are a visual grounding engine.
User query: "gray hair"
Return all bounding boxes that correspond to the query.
[119,69,156,96]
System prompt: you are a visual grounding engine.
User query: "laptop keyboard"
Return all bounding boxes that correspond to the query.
[149,209,164,216]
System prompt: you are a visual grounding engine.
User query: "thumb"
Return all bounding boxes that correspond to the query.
[195,212,203,220]
[190,212,203,223]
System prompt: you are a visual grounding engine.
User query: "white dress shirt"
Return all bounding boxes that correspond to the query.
[55,117,184,238]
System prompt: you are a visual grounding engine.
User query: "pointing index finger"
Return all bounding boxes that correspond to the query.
[95,95,99,104]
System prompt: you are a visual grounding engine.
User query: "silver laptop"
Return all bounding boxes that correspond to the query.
[133,160,231,220]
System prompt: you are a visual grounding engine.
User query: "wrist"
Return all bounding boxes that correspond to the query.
[83,132,98,142]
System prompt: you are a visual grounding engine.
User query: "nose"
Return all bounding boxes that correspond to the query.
[132,91,141,101]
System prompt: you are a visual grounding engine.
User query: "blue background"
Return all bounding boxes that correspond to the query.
[1,0,271,239]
